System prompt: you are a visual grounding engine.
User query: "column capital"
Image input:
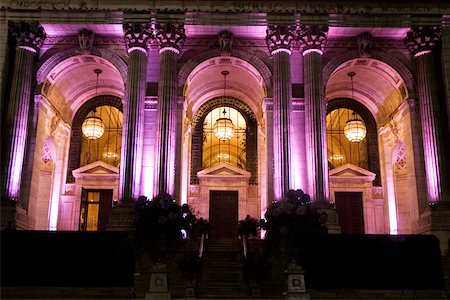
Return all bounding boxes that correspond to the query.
[404,26,442,57]
[266,24,296,55]
[155,23,186,54]
[297,24,328,56]
[123,23,153,53]
[10,21,46,53]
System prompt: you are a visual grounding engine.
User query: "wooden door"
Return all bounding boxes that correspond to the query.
[335,192,365,234]
[209,190,238,239]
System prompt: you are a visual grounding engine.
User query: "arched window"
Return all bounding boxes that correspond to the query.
[79,105,123,168]
[326,107,368,170]
[202,106,246,169]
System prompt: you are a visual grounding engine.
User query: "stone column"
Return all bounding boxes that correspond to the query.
[404,26,450,206]
[266,24,295,200]
[298,25,329,204]
[154,23,185,196]
[119,23,152,201]
[1,22,46,202]
[405,26,450,252]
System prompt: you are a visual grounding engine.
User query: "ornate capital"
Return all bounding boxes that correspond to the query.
[155,23,186,54]
[266,24,296,55]
[123,23,153,52]
[10,21,46,52]
[297,25,328,56]
[78,28,95,54]
[218,30,233,56]
[404,26,442,57]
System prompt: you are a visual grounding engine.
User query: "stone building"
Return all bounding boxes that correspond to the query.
[1,0,450,253]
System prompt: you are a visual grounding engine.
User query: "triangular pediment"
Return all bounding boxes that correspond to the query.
[72,161,119,179]
[329,163,375,181]
[197,163,251,179]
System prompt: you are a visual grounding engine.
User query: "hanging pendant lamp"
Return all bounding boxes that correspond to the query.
[343,72,366,142]
[213,70,235,141]
[82,69,105,140]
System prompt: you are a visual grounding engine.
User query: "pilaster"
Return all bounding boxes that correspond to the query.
[154,23,185,197]
[266,24,295,200]
[298,24,329,204]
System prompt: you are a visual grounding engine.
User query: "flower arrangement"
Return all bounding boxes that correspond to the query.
[131,193,205,261]
[262,189,328,251]
[238,215,261,239]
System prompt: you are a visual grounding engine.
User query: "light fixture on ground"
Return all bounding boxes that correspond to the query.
[343,72,366,142]
[82,69,105,139]
[213,70,235,141]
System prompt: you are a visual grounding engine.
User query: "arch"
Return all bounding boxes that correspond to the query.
[179,48,273,97]
[327,98,381,186]
[36,47,128,84]
[66,95,123,183]
[323,50,416,99]
[190,96,258,185]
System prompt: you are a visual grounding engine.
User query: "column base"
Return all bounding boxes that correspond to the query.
[430,202,450,254]
[1,199,16,230]
[107,200,134,231]
[316,202,341,234]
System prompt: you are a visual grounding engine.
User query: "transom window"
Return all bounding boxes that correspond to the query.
[202,106,246,169]
[80,105,123,168]
[326,107,368,170]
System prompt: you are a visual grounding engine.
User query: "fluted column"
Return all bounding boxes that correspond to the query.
[120,23,152,200]
[404,26,450,205]
[154,23,185,196]
[298,25,329,203]
[266,24,295,200]
[1,22,46,201]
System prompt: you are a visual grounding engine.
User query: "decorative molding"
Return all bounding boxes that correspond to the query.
[292,99,305,111]
[297,25,328,54]
[266,24,296,55]
[10,21,47,51]
[404,26,442,57]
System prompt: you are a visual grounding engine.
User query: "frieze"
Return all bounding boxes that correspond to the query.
[64,184,75,195]
[6,1,450,15]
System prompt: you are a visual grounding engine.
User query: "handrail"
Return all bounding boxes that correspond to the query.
[241,234,247,258]
[198,232,206,258]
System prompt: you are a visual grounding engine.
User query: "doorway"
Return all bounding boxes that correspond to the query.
[335,192,365,234]
[209,190,238,239]
[79,189,113,231]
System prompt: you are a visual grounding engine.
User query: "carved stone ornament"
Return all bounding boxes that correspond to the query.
[155,23,186,52]
[403,26,442,57]
[78,28,95,54]
[42,136,55,163]
[266,24,296,54]
[357,32,373,58]
[218,30,233,56]
[297,24,328,54]
[10,21,47,51]
[123,23,153,51]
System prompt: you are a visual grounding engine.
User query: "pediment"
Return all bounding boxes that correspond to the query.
[329,163,376,181]
[72,161,119,179]
[197,163,251,179]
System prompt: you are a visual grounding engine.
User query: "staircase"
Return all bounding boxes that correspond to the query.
[198,238,248,298]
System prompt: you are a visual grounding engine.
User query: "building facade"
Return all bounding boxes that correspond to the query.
[1,1,450,251]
